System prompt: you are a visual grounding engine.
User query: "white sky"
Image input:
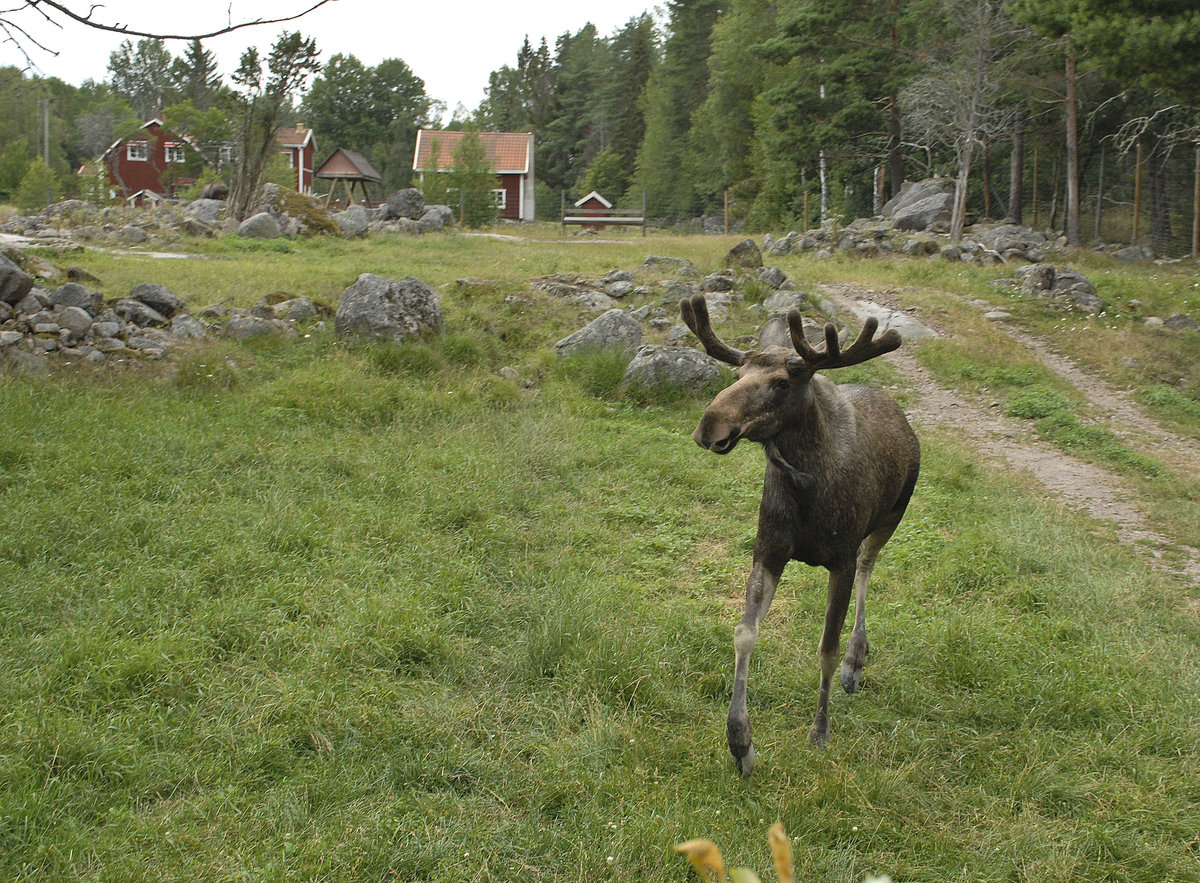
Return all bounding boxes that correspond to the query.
[2,0,661,117]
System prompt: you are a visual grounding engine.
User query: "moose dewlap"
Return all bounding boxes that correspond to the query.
[680,294,920,776]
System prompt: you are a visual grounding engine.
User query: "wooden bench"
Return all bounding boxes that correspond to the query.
[561,191,647,236]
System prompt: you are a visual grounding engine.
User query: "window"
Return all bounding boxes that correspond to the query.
[218,145,236,166]
[127,141,148,161]
[281,150,296,168]
[491,189,507,211]
[165,143,187,163]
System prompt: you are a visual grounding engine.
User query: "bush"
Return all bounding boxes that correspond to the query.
[15,159,57,214]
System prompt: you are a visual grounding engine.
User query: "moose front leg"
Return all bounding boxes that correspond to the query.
[727,558,783,777]
[841,517,901,694]
[810,563,856,747]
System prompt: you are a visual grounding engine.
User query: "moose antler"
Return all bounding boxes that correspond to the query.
[680,295,747,366]
[787,310,902,370]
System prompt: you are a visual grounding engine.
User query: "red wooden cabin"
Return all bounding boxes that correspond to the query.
[102,119,202,203]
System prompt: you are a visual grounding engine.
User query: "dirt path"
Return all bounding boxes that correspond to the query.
[817,283,1200,583]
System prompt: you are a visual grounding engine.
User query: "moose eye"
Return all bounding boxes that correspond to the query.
[770,378,791,393]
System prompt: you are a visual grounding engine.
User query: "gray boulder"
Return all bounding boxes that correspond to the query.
[763,290,807,317]
[129,283,186,318]
[57,306,93,338]
[620,344,723,393]
[642,255,698,275]
[114,298,168,327]
[272,297,318,323]
[238,212,282,240]
[335,274,444,342]
[417,205,455,233]
[1114,244,1153,262]
[187,199,224,224]
[555,309,643,357]
[335,204,370,238]
[223,315,278,340]
[886,178,956,232]
[0,254,35,306]
[48,282,102,314]
[119,225,149,244]
[1165,313,1200,332]
[725,238,764,269]
[171,314,208,340]
[386,188,426,220]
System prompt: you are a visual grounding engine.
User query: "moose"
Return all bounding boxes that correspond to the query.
[680,294,920,776]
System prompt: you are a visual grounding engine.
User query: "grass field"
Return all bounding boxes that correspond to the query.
[2,228,1199,881]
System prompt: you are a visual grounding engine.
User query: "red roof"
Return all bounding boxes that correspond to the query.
[276,125,314,149]
[413,130,533,174]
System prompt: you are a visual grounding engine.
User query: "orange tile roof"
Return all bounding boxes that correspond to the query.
[276,125,314,148]
[413,130,532,174]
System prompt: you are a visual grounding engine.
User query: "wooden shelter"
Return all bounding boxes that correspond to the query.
[315,148,382,207]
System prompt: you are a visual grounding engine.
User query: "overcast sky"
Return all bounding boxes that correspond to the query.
[2,0,661,116]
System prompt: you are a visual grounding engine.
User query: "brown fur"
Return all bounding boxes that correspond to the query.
[680,294,920,774]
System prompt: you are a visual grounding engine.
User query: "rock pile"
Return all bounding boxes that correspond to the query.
[0,248,325,374]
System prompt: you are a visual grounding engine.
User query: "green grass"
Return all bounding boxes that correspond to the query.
[3,233,1200,881]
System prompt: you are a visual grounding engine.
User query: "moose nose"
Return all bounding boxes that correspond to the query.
[694,415,740,454]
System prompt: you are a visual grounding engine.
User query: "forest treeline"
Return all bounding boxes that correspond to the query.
[2,0,1197,245]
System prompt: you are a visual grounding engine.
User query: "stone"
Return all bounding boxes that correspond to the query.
[335,274,444,342]
[386,188,426,220]
[756,266,787,289]
[0,330,23,346]
[171,314,207,340]
[129,283,186,318]
[700,273,735,292]
[3,349,48,376]
[1165,313,1200,332]
[48,282,102,314]
[642,255,698,275]
[763,290,807,317]
[605,280,636,298]
[0,253,35,306]
[335,204,370,238]
[555,309,643,357]
[416,205,455,233]
[272,297,318,323]
[114,298,169,327]
[620,344,723,393]
[187,198,224,224]
[725,238,764,269]
[57,306,93,337]
[237,212,282,239]
[1113,244,1153,262]
[223,315,278,340]
[119,225,149,244]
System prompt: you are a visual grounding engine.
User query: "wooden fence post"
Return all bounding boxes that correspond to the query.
[1193,146,1199,258]
[1132,142,1143,244]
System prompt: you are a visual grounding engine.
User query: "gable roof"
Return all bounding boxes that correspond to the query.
[315,148,382,182]
[413,130,533,175]
[276,125,315,150]
[575,191,612,208]
[99,118,200,161]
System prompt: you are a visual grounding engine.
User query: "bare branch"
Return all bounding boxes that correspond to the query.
[14,0,336,41]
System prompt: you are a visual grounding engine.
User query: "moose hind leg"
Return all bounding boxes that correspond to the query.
[810,564,855,747]
[841,517,901,694]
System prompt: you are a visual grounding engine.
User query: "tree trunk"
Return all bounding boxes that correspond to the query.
[951,144,973,241]
[888,93,904,198]
[1007,110,1024,224]
[1064,45,1081,246]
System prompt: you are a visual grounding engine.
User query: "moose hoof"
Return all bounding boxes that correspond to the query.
[840,659,864,694]
[733,743,756,777]
[809,714,830,748]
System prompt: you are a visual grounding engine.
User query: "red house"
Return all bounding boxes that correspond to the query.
[574,191,612,231]
[276,125,317,195]
[412,130,535,222]
[101,119,203,203]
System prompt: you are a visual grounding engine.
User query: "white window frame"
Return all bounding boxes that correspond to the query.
[492,188,507,211]
[165,143,187,164]
[218,145,236,166]
[127,141,148,162]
